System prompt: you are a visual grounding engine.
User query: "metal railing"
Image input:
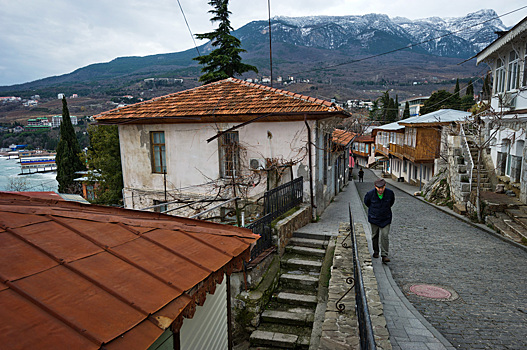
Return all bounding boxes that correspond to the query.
[263,176,303,221]
[347,205,377,350]
[247,177,304,260]
[460,124,474,190]
[247,212,273,260]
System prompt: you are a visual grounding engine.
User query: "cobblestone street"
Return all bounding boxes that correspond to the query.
[356,169,527,350]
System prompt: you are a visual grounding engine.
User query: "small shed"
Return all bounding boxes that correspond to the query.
[0,191,258,349]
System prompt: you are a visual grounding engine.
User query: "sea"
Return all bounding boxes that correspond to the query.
[0,156,58,192]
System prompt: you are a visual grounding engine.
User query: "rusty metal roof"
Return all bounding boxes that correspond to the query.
[95,78,350,124]
[0,192,259,350]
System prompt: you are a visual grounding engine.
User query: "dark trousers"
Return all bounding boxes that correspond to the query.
[371,223,390,257]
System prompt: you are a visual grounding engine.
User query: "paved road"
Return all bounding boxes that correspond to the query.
[356,169,527,350]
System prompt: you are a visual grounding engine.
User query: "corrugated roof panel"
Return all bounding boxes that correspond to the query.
[112,239,211,291]
[14,221,103,262]
[13,266,145,344]
[188,232,253,257]
[0,289,98,350]
[0,232,58,281]
[58,217,139,247]
[144,229,233,271]
[0,282,8,292]
[69,252,180,314]
[0,211,50,229]
[104,320,165,350]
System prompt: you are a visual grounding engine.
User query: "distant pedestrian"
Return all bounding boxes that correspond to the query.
[364,178,395,263]
[358,167,364,182]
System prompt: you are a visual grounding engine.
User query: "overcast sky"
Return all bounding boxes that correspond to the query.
[1,1,526,87]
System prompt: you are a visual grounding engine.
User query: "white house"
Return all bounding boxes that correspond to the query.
[95,78,351,220]
[476,16,527,202]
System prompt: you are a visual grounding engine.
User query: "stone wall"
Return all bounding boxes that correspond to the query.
[273,205,312,257]
[319,222,391,349]
[445,134,471,204]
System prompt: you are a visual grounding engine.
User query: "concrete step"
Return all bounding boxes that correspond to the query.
[281,258,322,273]
[292,230,333,241]
[250,330,297,348]
[276,292,317,308]
[280,273,319,289]
[289,237,327,249]
[261,309,314,326]
[286,246,326,257]
[500,216,527,241]
[486,215,523,243]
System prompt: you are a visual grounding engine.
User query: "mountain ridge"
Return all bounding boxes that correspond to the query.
[0,9,505,104]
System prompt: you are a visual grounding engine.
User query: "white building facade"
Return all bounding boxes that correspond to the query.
[476,17,527,202]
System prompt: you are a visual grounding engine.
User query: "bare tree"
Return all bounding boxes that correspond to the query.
[6,176,30,191]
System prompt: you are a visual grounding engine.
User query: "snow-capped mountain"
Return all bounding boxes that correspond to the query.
[235,9,507,58]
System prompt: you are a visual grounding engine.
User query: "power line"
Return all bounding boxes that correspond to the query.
[176,0,200,57]
[292,5,527,76]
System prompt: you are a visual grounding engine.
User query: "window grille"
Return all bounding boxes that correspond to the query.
[219,131,239,178]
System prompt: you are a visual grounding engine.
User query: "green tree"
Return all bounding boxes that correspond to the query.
[482,74,492,101]
[466,79,474,97]
[420,90,453,115]
[193,0,258,84]
[460,94,475,111]
[84,125,123,205]
[451,79,461,110]
[369,100,380,120]
[387,97,397,122]
[56,97,84,193]
[402,101,410,119]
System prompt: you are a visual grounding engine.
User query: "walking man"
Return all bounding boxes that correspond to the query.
[364,178,395,263]
[358,167,364,182]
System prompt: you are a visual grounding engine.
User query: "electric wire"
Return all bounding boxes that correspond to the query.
[176,0,201,57]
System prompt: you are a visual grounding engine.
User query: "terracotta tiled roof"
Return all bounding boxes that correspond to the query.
[95,78,350,124]
[332,129,355,146]
[355,135,374,143]
[0,192,258,350]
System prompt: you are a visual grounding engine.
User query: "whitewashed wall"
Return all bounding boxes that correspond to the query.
[118,120,318,211]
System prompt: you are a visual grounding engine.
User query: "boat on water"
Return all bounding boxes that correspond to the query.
[19,155,57,174]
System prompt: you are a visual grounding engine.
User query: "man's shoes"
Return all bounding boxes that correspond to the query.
[382,256,390,263]
[373,252,379,258]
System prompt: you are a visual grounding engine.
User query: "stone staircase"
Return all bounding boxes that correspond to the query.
[249,232,330,349]
[467,140,492,192]
[486,206,527,245]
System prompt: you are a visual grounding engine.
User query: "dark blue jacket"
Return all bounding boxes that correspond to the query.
[364,187,395,228]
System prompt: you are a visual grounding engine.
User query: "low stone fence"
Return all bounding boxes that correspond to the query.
[273,204,311,257]
[319,222,391,349]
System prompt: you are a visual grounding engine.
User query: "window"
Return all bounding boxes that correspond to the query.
[151,131,166,174]
[219,131,239,178]
[153,200,167,213]
[523,43,527,87]
[495,58,506,94]
[507,51,520,91]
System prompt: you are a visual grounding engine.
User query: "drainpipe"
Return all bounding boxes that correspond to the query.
[304,114,316,221]
[226,274,233,350]
[419,164,422,191]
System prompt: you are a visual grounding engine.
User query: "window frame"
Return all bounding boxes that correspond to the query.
[495,58,506,94]
[151,131,166,174]
[219,131,240,178]
[507,50,520,91]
